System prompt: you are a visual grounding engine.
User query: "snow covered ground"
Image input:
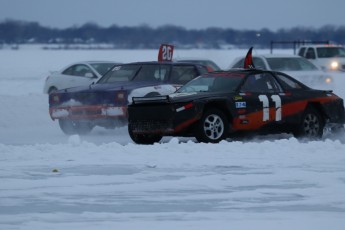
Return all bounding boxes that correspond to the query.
[1,46,345,230]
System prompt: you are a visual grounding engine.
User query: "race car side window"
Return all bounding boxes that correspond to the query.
[240,73,280,93]
[274,73,303,90]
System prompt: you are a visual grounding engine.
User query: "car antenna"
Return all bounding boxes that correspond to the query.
[243,47,255,69]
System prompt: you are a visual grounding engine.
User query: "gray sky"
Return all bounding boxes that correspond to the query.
[1,0,345,31]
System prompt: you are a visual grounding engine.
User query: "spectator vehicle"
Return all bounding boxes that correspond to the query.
[43,61,119,94]
[174,58,222,71]
[128,48,345,144]
[229,54,333,89]
[298,44,345,71]
[49,44,209,135]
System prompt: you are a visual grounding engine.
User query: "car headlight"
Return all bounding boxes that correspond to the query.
[325,77,332,84]
[331,61,339,70]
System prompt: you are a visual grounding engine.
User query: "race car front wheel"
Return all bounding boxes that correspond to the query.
[295,106,324,139]
[128,126,162,145]
[58,119,93,135]
[195,108,229,143]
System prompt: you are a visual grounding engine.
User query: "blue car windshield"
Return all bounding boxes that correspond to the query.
[98,65,141,83]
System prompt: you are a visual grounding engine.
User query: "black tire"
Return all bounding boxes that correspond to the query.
[58,119,93,135]
[128,125,162,144]
[294,106,324,139]
[195,108,229,143]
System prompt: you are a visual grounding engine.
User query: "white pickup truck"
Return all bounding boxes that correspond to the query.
[298,44,345,71]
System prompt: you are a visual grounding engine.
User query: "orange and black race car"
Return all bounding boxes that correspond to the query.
[128,48,345,144]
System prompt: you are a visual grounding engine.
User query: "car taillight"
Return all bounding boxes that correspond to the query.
[49,94,60,104]
[115,91,126,102]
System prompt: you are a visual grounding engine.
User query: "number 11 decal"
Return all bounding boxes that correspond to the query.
[258,95,281,121]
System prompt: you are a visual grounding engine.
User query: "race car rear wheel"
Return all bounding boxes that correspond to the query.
[58,119,93,135]
[295,106,324,139]
[128,126,162,145]
[195,108,229,143]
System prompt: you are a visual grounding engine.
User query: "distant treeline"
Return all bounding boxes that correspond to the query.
[1,19,345,49]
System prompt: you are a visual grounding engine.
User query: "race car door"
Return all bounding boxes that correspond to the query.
[233,72,286,131]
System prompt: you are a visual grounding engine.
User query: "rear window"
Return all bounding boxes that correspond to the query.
[275,73,304,90]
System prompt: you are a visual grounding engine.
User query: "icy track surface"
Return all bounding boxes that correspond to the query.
[1,47,345,230]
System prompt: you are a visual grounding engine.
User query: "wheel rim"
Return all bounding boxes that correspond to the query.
[203,114,224,140]
[303,113,320,137]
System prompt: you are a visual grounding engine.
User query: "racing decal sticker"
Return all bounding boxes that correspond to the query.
[233,96,243,100]
[258,95,281,121]
[235,101,246,108]
[169,92,197,98]
[112,66,121,71]
[176,103,193,112]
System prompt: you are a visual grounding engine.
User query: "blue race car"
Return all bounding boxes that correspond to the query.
[49,45,209,134]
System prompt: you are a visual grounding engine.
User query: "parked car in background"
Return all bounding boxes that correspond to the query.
[43,61,119,94]
[174,58,221,71]
[229,54,333,89]
[298,44,345,71]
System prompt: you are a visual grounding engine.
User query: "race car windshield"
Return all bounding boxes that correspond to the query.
[177,75,243,93]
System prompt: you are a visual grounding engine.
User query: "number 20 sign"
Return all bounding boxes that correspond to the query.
[158,44,174,62]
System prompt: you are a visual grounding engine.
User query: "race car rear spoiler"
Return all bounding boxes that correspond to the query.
[132,95,170,104]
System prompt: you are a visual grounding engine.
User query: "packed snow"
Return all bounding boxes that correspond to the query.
[1,46,345,230]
